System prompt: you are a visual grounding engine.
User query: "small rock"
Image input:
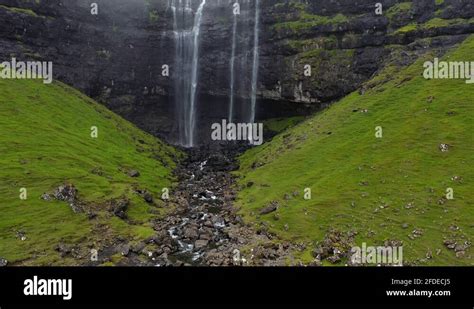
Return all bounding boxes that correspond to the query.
[15,230,26,240]
[144,192,154,204]
[384,239,403,247]
[195,240,209,249]
[0,258,8,267]
[128,170,140,177]
[55,242,72,257]
[451,176,462,182]
[443,239,456,250]
[184,227,198,240]
[41,193,52,201]
[455,251,465,258]
[260,201,278,215]
[108,199,129,219]
[120,245,130,256]
[411,229,424,238]
[439,144,450,152]
[235,216,244,225]
[327,255,341,264]
[69,202,83,214]
[131,242,146,253]
[199,232,212,241]
[53,184,77,202]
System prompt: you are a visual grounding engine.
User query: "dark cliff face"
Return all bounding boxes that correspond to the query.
[1,0,473,144]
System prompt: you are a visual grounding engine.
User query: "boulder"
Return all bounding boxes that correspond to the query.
[128,170,140,177]
[108,199,129,219]
[259,201,279,215]
[53,184,77,202]
[0,258,7,267]
[143,192,154,204]
[195,240,209,250]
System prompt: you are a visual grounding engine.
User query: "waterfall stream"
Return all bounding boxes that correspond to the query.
[228,2,238,123]
[249,0,260,124]
[170,0,260,147]
[171,0,206,148]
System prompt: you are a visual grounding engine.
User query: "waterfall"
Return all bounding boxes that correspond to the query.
[171,0,206,148]
[228,1,238,123]
[249,0,260,124]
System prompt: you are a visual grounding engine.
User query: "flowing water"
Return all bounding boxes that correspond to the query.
[249,0,260,124]
[228,2,238,122]
[171,0,206,148]
[170,0,260,145]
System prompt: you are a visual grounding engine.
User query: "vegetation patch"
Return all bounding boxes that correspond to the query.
[236,36,474,266]
[0,79,181,265]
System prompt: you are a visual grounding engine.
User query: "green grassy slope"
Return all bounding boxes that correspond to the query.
[0,79,180,265]
[237,36,474,266]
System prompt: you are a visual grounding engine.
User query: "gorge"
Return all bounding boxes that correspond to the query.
[0,0,473,267]
[1,0,472,146]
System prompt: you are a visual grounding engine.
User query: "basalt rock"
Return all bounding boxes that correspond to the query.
[1,1,471,145]
[0,258,8,267]
[53,184,77,203]
[313,229,357,264]
[259,201,279,215]
[108,198,129,219]
[44,184,83,213]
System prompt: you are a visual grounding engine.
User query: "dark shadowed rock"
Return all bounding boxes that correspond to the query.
[143,192,154,204]
[259,201,279,215]
[53,184,77,203]
[0,0,471,146]
[108,199,129,219]
[195,240,209,249]
[184,227,199,240]
[49,184,84,213]
[128,170,140,178]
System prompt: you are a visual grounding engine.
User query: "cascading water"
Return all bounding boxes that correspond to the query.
[249,0,260,124]
[228,1,238,123]
[169,0,260,146]
[171,0,206,148]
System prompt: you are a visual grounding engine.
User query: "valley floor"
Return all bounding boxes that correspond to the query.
[1,35,473,267]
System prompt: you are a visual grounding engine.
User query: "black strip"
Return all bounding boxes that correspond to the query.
[0,267,472,306]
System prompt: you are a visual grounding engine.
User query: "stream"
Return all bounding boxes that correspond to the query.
[149,143,296,266]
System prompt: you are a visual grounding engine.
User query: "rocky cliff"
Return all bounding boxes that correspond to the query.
[0,0,473,144]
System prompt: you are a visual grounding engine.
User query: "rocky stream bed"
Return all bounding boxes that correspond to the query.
[147,144,299,266]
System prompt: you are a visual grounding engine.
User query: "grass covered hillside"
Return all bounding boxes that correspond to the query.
[0,79,181,266]
[237,36,474,266]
